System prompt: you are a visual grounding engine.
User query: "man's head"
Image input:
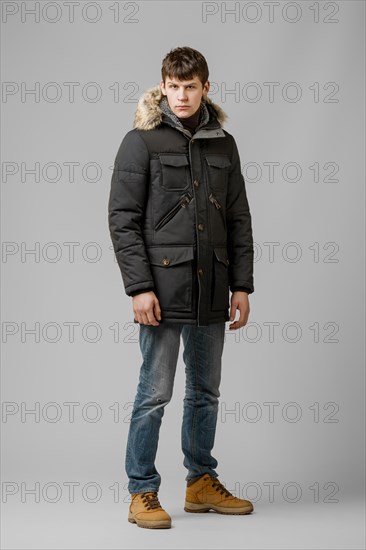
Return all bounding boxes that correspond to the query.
[160,46,210,119]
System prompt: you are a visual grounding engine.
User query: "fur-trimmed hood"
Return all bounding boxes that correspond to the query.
[133,84,228,131]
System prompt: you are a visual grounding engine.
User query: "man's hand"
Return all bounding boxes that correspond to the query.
[228,291,250,330]
[133,291,162,326]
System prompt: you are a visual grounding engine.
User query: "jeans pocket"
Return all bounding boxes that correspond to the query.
[147,245,194,311]
[211,247,230,311]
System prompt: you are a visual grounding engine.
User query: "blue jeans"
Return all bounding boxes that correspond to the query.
[125,321,226,494]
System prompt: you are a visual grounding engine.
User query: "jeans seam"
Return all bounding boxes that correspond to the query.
[190,328,199,468]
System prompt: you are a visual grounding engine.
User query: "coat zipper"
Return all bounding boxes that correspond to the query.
[209,192,226,229]
[154,192,193,231]
[187,135,202,326]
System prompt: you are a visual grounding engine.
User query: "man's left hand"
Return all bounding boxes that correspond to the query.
[228,291,250,330]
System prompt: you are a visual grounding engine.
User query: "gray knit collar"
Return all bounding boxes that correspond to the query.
[159,95,210,134]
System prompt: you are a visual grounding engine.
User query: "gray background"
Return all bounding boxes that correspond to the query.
[1,1,365,548]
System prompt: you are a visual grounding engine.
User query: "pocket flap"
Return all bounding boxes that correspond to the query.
[205,155,231,169]
[214,247,229,266]
[147,246,195,267]
[159,154,189,167]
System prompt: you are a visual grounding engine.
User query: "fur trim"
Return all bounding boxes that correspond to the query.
[133,84,228,130]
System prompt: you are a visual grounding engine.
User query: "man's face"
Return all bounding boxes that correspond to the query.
[160,75,210,118]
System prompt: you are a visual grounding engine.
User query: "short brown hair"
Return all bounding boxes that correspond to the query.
[161,46,209,87]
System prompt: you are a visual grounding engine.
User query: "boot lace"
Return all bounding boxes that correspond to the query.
[205,476,235,498]
[140,492,162,510]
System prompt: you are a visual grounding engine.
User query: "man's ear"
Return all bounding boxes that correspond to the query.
[160,80,166,96]
[202,80,210,99]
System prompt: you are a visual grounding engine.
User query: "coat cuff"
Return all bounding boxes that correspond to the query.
[129,287,154,297]
[231,286,253,294]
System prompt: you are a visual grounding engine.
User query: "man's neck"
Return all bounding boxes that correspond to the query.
[177,105,201,134]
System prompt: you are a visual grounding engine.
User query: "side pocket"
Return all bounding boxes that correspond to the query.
[155,193,192,231]
[211,247,230,311]
[147,246,194,312]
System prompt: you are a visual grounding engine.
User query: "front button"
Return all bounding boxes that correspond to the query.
[193,179,199,188]
[162,258,170,266]
[198,268,204,276]
[197,223,204,231]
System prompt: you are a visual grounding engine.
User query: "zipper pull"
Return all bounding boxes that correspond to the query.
[209,192,221,209]
[181,193,193,208]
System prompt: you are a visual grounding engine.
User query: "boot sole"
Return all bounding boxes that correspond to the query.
[184,501,253,515]
[128,512,171,529]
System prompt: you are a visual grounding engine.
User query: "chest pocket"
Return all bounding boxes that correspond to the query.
[205,154,231,195]
[159,154,190,191]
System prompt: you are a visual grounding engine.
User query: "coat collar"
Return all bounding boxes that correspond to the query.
[133,84,228,131]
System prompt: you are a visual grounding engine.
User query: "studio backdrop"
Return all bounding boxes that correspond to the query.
[1,1,365,549]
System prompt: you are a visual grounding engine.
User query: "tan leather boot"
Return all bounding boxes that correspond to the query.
[185,474,254,515]
[128,492,172,529]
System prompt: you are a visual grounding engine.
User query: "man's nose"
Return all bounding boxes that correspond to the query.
[177,89,187,101]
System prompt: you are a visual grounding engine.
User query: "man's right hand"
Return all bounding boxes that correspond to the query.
[132,291,162,325]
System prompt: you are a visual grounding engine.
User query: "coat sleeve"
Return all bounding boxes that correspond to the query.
[108,130,155,297]
[226,136,254,294]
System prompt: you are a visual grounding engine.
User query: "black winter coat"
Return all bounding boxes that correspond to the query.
[108,85,254,326]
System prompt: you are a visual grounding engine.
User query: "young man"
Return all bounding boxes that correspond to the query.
[108,47,254,529]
